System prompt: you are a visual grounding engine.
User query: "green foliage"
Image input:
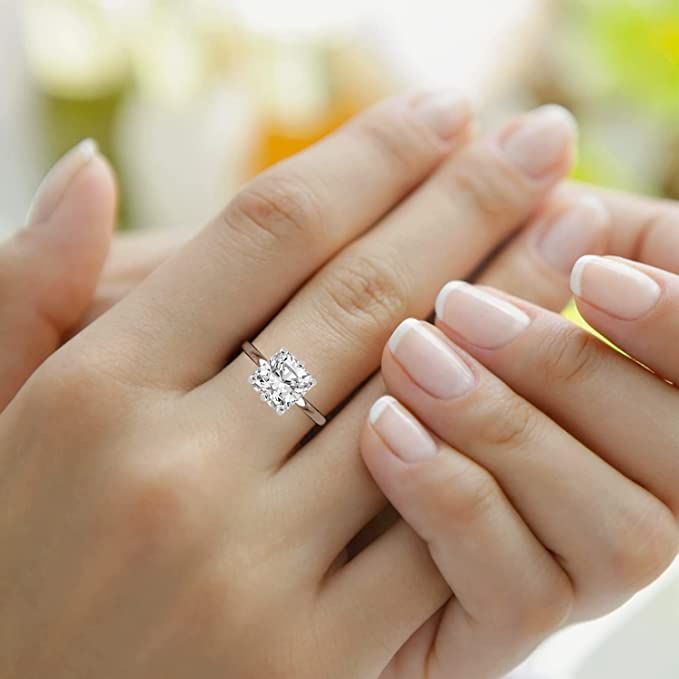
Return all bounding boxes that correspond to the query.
[578,0,679,117]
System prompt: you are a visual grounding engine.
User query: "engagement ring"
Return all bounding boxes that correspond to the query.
[242,342,326,426]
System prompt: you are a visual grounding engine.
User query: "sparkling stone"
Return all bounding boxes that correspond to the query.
[248,348,317,415]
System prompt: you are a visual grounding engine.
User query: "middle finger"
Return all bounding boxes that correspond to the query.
[197,105,577,468]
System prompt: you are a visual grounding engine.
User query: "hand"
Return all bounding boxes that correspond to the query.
[361,260,679,676]
[0,140,115,410]
[0,93,580,677]
[80,228,188,330]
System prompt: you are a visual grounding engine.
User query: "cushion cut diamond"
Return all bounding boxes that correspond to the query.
[248,348,317,415]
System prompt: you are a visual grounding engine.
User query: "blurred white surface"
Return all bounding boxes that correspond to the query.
[0,0,549,234]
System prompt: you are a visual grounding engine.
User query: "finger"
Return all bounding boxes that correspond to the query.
[475,193,611,310]
[75,229,188,330]
[206,105,577,467]
[320,519,449,677]
[571,255,679,385]
[434,280,679,524]
[0,140,116,409]
[273,375,388,569]
[72,91,472,390]
[379,319,674,618]
[562,182,679,273]
[360,396,569,678]
[282,197,610,570]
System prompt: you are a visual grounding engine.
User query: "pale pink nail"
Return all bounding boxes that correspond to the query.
[26,139,98,227]
[388,318,474,399]
[500,105,576,178]
[435,282,531,349]
[369,396,438,463]
[537,196,610,273]
[570,256,661,320]
[412,89,471,140]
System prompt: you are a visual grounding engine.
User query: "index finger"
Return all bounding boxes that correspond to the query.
[69,91,472,390]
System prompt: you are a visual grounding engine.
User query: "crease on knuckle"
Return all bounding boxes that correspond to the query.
[607,501,679,593]
[317,253,409,340]
[225,174,325,251]
[515,566,574,638]
[353,112,424,177]
[435,462,499,525]
[448,156,524,227]
[475,390,541,450]
[631,208,673,263]
[537,323,603,388]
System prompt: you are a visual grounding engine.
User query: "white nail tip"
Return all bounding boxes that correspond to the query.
[435,280,466,320]
[77,138,98,160]
[369,395,397,425]
[570,254,598,297]
[388,318,420,353]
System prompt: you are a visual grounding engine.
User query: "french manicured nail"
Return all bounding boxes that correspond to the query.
[369,395,438,462]
[388,318,474,399]
[571,256,661,320]
[413,89,471,140]
[500,104,576,178]
[537,195,610,273]
[26,139,98,227]
[436,282,531,349]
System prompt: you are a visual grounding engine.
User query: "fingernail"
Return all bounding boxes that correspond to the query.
[412,89,471,140]
[537,195,610,273]
[26,139,98,227]
[369,395,438,463]
[436,282,531,349]
[500,105,576,178]
[388,318,475,399]
[570,256,661,320]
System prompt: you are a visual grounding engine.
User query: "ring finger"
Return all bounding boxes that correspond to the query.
[198,105,577,467]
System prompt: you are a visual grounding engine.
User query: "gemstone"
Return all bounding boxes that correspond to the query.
[247,348,317,416]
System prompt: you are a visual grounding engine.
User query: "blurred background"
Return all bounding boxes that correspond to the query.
[0,0,677,676]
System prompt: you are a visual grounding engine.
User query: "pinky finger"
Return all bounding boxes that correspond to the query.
[362,396,572,679]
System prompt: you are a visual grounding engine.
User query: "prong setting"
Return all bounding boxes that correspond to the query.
[248,348,317,416]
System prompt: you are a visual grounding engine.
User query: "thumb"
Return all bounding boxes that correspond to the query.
[0,139,117,409]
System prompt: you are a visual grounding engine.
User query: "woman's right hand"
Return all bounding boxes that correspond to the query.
[0,93,586,678]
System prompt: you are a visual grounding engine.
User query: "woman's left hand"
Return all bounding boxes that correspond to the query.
[362,253,679,678]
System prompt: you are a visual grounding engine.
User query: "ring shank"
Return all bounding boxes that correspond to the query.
[242,341,327,426]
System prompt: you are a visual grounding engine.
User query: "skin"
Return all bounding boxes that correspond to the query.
[0,93,578,678]
[0,92,677,677]
[361,274,679,678]
[0,150,116,409]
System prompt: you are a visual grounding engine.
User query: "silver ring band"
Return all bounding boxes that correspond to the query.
[242,341,326,426]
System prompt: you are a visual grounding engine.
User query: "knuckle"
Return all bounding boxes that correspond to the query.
[475,389,541,450]
[105,457,206,560]
[634,209,678,267]
[448,153,524,226]
[515,568,574,638]
[536,323,603,387]
[353,112,426,177]
[317,252,409,338]
[436,462,500,524]
[606,501,679,593]
[226,173,325,249]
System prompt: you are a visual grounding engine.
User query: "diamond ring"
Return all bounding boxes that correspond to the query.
[242,342,326,426]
